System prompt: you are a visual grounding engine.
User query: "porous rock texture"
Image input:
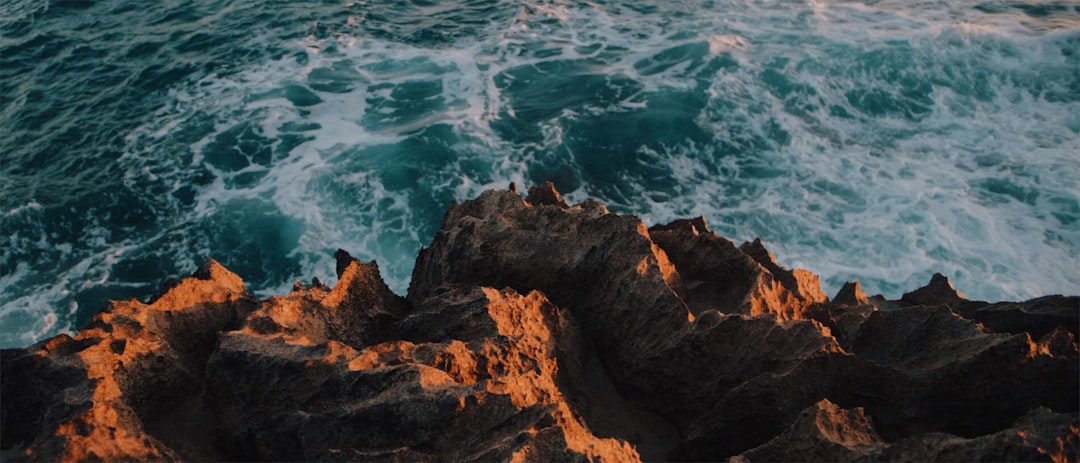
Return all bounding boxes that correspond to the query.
[2,183,1077,462]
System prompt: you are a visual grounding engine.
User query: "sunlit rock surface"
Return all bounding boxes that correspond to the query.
[2,183,1077,462]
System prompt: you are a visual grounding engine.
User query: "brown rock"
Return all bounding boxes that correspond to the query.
[844,304,1078,438]
[733,399,886,462]
[882,407,1079,462]
[739,238,829,306]
[408,187,857,458]
[965,295,1080,339]
[734,402,1079,463]
[647,222,828,319]
[408,189,693,415]
[834,281,870,306]
[2,184,1077,463]
[0,260,256,462]
[646,219,773,315]
[525,181,569,208]
[206,286,638,461]
[901,273,977,311]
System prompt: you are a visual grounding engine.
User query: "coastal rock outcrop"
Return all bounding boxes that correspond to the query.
[3,183,1077,462]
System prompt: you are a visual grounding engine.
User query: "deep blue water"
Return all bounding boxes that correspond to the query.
[2,0,1078,347]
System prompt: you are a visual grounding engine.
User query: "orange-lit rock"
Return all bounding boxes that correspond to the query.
[647,219,828,319]
[2,184,1077,462]
[1,260,255,462]
[205,284,636,461]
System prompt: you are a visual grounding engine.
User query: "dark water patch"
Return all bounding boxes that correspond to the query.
[845,88,930,120]
[98,191,162,236]
[362,80,447,131]
[809,179,868,209]
[574,43,603,56]
[828,104,853,118]
[760,67,822,119]
[280,121,322,133]
[633,42,710,76]
[348,124,460,192]
[391,80,443,100]
[974,152,1007,167]
[928,51,997,102]
[514,40,567,59]
[107,256,174,288]
[308,61,365,94]
[188,200,304,290]
[203,122,276,172]
[1013,65,1080,103]
[973,3,1007,14]
[131,64,198,92]
[970,178,1041,205]
[494,60,642,123]
[1047,197,1080,226]
[284,85,323,107]
[537,90,711,205]
[175,32,227,54]
[82,64,128,89]
[125,40,167,59]
[1,188,163,307]
[171,185,198,207]
[356,0,516,47]
[49,0,98,10]
[361,56,456,79]
[626,3,660,15]
[307,126,470,276]
[1,16,35,39]
[225,170,269,190]
[2,33,74,62]
[739,159,786,181]
[1059,34,1079,61]
[841,46,934,120]
[151,6,210,26]
[7,89,56,132]
[760,67,816,99]
[1010,2,1073,17]
[276,134,315,159]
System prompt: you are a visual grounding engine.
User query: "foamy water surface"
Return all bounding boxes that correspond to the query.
[2,0,1078,347]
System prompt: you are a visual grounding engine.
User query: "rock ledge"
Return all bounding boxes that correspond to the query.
[2,183,1077,462]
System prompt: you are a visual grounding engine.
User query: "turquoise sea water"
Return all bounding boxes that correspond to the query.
[1,0,1078,347]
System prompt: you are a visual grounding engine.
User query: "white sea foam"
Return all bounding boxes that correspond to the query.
[6,0,1076,347]
[141,0,1077,300]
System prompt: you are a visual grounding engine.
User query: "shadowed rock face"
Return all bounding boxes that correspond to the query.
[2,183,1077,462]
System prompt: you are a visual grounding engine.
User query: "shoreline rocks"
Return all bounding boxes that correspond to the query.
[3,183,1077,462]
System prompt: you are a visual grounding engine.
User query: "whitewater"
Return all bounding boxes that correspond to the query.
[1,0,1078,347]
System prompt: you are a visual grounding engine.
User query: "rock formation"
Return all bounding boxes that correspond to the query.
[2,183,1077,462]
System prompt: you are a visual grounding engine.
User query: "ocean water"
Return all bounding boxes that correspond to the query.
[1,0,1077,347]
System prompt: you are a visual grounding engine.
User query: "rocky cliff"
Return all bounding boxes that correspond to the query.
[2,183,1077,462]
